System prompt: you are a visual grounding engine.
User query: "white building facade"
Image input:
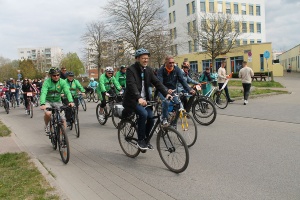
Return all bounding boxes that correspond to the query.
[18,47,63,72]
[167,0,266,55]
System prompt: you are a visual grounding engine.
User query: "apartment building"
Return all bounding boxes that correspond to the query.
[18,47,63,72]
[168,0,266,56]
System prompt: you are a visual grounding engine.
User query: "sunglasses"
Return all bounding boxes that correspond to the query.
[168,62,175,64]
[52,74,60,77]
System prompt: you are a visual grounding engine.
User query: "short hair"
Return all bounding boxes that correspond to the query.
[243,61,247,64]
[221,60,226,64]
[164,55,174,63]
[61,67,66,69]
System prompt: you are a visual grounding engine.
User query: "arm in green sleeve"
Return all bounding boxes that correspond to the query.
[40,81,49,105]
[112,77,121,90]
[75,80,85,93]
[99,76,107,92]
[63,83,73,103]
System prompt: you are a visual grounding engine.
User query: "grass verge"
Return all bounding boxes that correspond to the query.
[228,80,284,88]
[0,152,59,200]
[229,89,289,98]
[0,120,11,137]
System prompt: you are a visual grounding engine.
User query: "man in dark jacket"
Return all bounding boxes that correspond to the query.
[122,48,171,150]
[59,67,68,80]
[157,56,195,126]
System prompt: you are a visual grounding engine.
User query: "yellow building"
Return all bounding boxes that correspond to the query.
[175,43,283,76]
[278,44,300,72]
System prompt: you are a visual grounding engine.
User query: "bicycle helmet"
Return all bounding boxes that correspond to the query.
[67,71,74,76]
[49,67,60,75]
[105,66,114,72]
[120,65,126,70]
[0,82,3,86]
[90,77,94,81]
[135,48,150,58]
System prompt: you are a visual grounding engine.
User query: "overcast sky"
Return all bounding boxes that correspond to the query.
[0,0,299,60]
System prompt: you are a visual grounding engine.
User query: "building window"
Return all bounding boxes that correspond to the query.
[235,22,240,32]
[201,19,206,31]
[209,2,214,13]
[250,23,254,33]
[242,22,247,33]
[189,41,192,53]
[187,22,191,34]
[242,4,246,15]
[250,39,254,44]
[256,5,261,16]
[174,28,177,38]
[173,11,176,22]
[257,39,262,43]
[249,5,253,15]
[187,4,190,16]
[218,2,223,13]
[257,22,261,33]
[243,39,247,45]
[172,0,175,6]
[260,54,264,71]
[190,61,198,73]
[192,1,195,14]
[168,0,170,7]
[194,39,198,52]
[226,3,231,14]
[169,13,172,24]
[202,40,207,51]
[236,39,240,46]
[170,29,173,39]
[175,44,178,55]
[193,20,197,32]
[200,1,206,12]
[20,51,24,53]
[234,3,239,14]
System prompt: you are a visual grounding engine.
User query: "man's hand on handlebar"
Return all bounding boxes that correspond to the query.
[138,98,147,107]
[167,89,173,94]
[68,102,74,107]
[190,89,196,95]
[165,94,172,100]
[40,105,46,110]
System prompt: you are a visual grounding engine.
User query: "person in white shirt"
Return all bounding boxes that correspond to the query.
[217,60,234,103]
[239,61,254,105]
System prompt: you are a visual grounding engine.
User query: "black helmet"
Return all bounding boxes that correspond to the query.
[120,65,126,70]
[67,71,74,76]
[135,48,150,58]
[49,67,60,75]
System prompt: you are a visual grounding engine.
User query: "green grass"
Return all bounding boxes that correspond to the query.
[229,89,289,98]
[228,80,284,88]
[0,152,59,200]
[0,120,11,137]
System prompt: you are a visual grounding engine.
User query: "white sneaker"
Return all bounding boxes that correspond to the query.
[44,124,50,135]
[162,118,169,127]
[99,114,104,121]
[25,110,28,114]
[245,100,248,104]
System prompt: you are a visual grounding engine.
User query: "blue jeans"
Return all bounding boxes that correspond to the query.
[158,92,180,121]
[135,104,154,141]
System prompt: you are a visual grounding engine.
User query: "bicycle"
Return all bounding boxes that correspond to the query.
[86,87,99,103]
[32,93,39,107]
[1,93,9,114]
[78,93,87,111]
[68,106,80,138]
[118,101,189,173]
[190,85,217,126]
[23,92,35,118]
[10,88,16,109]
[202,81,228,109]
[96,90,123,128]
[46,105,70,164]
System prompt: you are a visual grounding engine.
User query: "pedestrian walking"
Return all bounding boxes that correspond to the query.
[239,61,254,105]
[218,60,234,103]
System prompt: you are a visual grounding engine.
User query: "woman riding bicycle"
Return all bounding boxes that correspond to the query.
[22,79,37,114]
[122,48,171,150]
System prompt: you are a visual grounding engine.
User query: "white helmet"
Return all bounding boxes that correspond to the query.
[90,77,94,81]
[105,67,114,72]
[0,82,3,86]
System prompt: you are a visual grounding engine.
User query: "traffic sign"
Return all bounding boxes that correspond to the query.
[264,51,270,59]
[18,74,22,78]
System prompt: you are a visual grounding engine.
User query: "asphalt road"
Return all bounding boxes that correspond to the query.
[1,73,299,200]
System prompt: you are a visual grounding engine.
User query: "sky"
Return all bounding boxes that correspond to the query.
[0,0,299,60]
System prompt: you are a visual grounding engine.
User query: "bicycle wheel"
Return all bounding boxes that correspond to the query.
[50,120,57,150]
[11,96,16,108]
[58,125,70,164]
[118,120,140,158]
[156,127,189,173]
[176,112,197,147]
[96,104,108,125]
[212,90,228,109]
[33,96,39,107]
[93,92,99,103]
[30,102,33,118]
[80,98,87,111]
[5,100,9,114]
[192,98,217,126]
[68,108,73,130]
[112,107,121,128]
[86,92,91,102]
[74,109,80,138]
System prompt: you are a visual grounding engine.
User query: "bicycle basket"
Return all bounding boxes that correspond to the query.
[114,104,124,118]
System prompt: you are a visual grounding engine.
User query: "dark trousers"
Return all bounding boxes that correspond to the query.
[242,83,251,100]
[63,97,79,122]
[135,104,154,141]
[24,95,33,109]
[218,83,231,101]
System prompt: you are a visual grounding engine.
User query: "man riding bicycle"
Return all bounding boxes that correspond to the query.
[157,56,195,126]
[40,67,74,135]
[97,66,122,121]
[115,65,127,91]
[122,48,171,150]
[62,71,85,126]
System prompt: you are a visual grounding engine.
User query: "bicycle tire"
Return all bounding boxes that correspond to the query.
[11,96,16,108]
[50,120,57,150]
[80,98,87,111]
[74,109,80,138]
[213,91,228,109]
[86,92,91,102]
[30,102,33,118]
[192,98,217,126]
[156,126,189,173]
[58,125,70,164]
[5,100,9,114]
[34,96,39,107]
[118,120,140,158]
[96,104,108,125]
[112,107,121,128]
[176,112,198,147]
[69,108,73,130]
[93,93,99,103]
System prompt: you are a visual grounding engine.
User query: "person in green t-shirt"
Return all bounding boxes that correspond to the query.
[115,65,127,90]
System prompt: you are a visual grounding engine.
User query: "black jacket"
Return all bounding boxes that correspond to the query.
[60,71,67,80]
[123,62,168,112]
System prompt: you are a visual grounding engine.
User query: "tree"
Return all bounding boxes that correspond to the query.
[104,0,165,50]
[60,52,85,76]
[188,13,242,67]
[19,59,38,79]
[0,63,18,82]
[0,56,11,67]
[81,21,110,79]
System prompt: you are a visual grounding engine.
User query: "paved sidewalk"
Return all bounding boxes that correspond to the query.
[0,132,22,154]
